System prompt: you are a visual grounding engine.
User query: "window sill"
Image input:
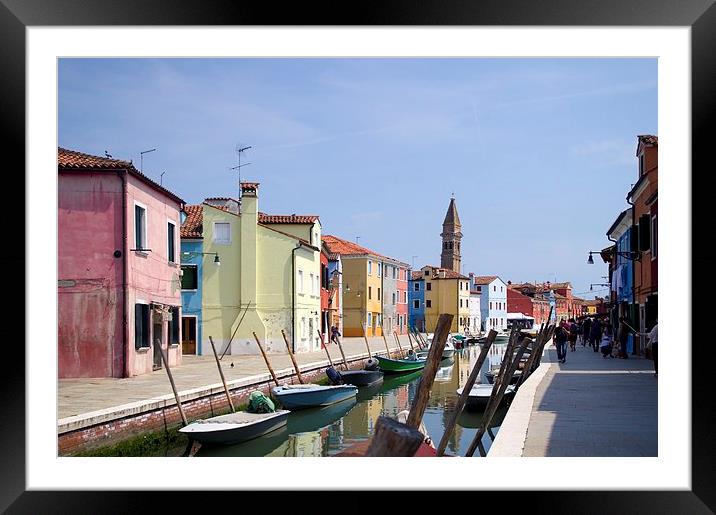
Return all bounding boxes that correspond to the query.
[168,262,178,267]
[136,347,150,354]
[134,251,149,258]
[169,344,179,348]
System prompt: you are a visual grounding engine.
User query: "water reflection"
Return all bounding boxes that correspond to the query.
[197,342,514,457]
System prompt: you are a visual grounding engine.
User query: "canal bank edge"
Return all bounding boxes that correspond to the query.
[57,349,391,456]
[487,354,554,457]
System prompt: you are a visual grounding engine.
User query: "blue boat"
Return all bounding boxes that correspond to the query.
[271,384,357,410]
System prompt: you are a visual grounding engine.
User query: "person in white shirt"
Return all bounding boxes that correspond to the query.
[639,321,658,377]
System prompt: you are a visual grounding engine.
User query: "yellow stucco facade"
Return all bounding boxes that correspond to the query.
[422,266,471,333]
[340,256,383,337]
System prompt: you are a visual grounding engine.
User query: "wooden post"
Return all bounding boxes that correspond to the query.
[379,323,392,357]
[360,321,373,359]
[415,328,428,349]
[465,334,531,457]
[406,329,416,353]
[281,329,305,384]
[253,332,280,386]
[436,329,497,456]
[364,416,425,457]
[334,334,349,370]
[393,331,405,359]
[318,330,335,369]
[406,313,453,429]
[516,322,553,388]
[208,336,235,413]
[157,339,188,426]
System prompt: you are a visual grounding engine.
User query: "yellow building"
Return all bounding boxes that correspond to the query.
[420,265,471,333]
[181,182,322,355]
[322,235,390,337]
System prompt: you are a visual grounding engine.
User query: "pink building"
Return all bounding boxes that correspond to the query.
[396,266,409,335]
[58,148,185,378]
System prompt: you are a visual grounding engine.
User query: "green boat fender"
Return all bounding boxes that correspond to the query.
[246,390,276,413]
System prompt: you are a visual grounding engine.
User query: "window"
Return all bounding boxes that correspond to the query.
[403,291,407,303]
[460,299,463,308]
[501,286,503,292]
[426,300,432,308]
[414,282,420,291]
[424,270,429,276]
[493,285,496,292]
[181,265,198,290]
[368,286,372,300]
[167,221,176,262]
[377,262,382,277]
[378,288,381,301]
[426,282,432,291]
[639,153,645,175]
[134,303,150,349]
[490,302,493,310]
[213,222,231,244]
[476,286,481,292]
[321,264,328,289]
[367,313,372,327]
[651,214,657,259]
[413,299,420,309]
[169,307,180,345]
[134,204,147,250]
[314,231,318,245]
[393,267,397,279]
[298,270,304,293]
[376,314,381,328]
[459,282,462,291]
[368,261,372,275]
[301,317,307,339]
[392,292,396,305]
[310,273,315,295]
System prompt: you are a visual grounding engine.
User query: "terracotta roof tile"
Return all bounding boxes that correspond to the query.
[549,282,572,289]
[637,134,658,146]
[58,147,184,205]
[322,235,386,258]
[472,275,499,285]
[240,182,260,193]
[411,271,424,280]
[258,212,320,224]
[181,205,203,238]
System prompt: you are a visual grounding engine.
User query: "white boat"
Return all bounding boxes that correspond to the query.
[179,409,290,445]
[455,384,517,411]
[417,338,455,360]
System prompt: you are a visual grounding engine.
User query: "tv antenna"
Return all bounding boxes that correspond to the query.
[232,142,252,196]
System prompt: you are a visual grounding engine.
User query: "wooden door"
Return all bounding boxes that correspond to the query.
[182,317,197,355]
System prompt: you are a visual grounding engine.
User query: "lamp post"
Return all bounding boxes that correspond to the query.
[182,251,221,266]
[587,250,639,264]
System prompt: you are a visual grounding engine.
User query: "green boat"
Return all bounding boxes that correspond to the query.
[375,355,427,374]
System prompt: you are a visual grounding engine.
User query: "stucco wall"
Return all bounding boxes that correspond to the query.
[58,172,125,378]
[180,239,203,354]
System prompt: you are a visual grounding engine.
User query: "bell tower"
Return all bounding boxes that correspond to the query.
[440,195,462,272]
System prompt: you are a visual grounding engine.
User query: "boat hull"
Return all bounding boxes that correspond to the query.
[339,369,384,387]
[376,356,427,374]
[456,384,516,411]
[271,384,357,410]
[179,410,290,446]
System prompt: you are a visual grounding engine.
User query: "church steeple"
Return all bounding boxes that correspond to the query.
[440,195,462,272]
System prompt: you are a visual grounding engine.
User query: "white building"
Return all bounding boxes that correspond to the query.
[468,286,481,335]
[470,274,508,332]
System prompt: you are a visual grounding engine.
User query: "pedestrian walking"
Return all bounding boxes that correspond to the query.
[330,325,341,345]
[554,320,568,363]
[638,320,658,376]
[582,317,592,347]
[568,318,578,352]
[589,317,602,352]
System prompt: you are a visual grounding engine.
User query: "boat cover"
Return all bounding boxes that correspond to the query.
[247,390,276,413]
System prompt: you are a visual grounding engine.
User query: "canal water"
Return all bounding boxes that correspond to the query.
[193,342,513,458]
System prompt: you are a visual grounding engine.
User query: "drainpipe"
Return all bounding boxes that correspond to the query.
[626,194,638,354]
[292,243,302,353]
[117,169,129,378]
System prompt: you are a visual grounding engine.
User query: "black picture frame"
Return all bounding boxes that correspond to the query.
[2,0,710,512]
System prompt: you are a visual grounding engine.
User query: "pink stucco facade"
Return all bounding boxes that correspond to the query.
[58,166,183,378]
[396,267,409,334]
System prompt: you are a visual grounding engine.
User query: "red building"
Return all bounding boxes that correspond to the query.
[58,148,185,378]
[508,282,552,326]
[507,286,534,318]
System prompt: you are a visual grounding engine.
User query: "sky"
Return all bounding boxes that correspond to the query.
[58,58,657,300]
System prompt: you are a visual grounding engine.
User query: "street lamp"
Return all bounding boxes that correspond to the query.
[182,251,221,266]
[587,250,640,264]
[590,283,610,292]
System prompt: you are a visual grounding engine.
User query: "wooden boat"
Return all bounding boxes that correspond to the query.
[179,409,290,446]
[376,355,427,374]
[455,384,517,411]
[485,369,522,385]
[271,384,357,410]
[338,369,384,387]
[416,339,455,360]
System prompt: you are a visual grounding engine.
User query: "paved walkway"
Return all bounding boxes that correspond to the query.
[58,335,413,420]
[491,340,657,457]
